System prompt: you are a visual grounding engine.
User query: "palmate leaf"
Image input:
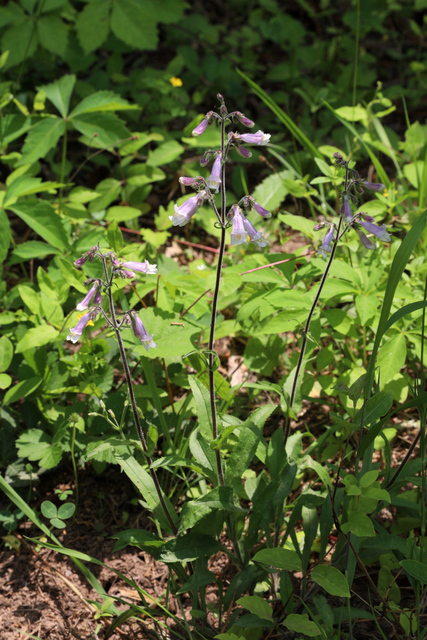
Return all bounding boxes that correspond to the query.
[16,117,66,166]
[110,0,158,50]
[75,0,111,54]
[71,112,131,148]
[36,15,68,57]
[41,74,76,118]
[2,18,38,69]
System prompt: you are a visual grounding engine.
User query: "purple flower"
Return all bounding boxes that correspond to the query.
[121,260,158,275]
[235,145,252,159]
[239,130,271,146]
[317,225,335,260]
[357,230,376,250]
[94,289,102,304]
[235,111,255,128]
[363,182,385,192]
[76,282,99,311]
[67,312,92,344]
[131,312,157,351]
[170,192,206,227]
[74,256,87,268]
[360,220,391,242]
[207,152,222,193]
[230,206,248,247]
[192,113,211,136]
[249,198,272,219]
[179,176,203,186]
[242,213,267,249]
[341,196,353,223]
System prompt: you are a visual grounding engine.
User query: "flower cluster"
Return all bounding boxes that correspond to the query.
[169,96,272,250]
[314,154,391,259]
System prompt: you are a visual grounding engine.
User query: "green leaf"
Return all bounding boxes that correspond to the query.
[188,375,213,442]
[50,517,67,528]
[400,559,427,585]
[16,325,59,353]
[251,170,291,212]
[10,241,61,265]
[237,595,273,622]
[75,0,110,54]
[0,336,13,372]
[37,15,68,57]
[159,532,221,563]
[225,424,262,483]
[0,209,11,263]
[106,220,124,252]
[283,614,320,637]
[89,178,121,212]
[279,212,315,240]
[146,140,184,166]
[355,293,379,325]
[57,503,76,519]
[9,200,69,251]
[311,564,350,597]
[3,175,62,207]
[72,112,130,149]
[2,19,38,69]
[17,117,66,166]
[18,284,42,315]
[376,334,407,384]
[4,376,43,405]
[69,91,137,118]
[253,547,302,572]
[41,501,57,519]
[57,258,87,293]
[105,205,141,223]
[41,74,76,118]
[179,486,245,531]
[0,373,12,389]
[176,568,216,595]
[385,300,427,333]
[334,105,367,121]
[110,0,158,50]
[341,512,375,537]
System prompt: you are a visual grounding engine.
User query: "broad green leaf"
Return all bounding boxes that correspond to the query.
[385,301,427,333]
[279,212,315,239]
[311,564,350,597]
[89,178,121,212]
[69,91,137,117]
[9,200,69,250]
[18,285,42,315]
[176,568,216,595]
[16,325,59,353]
[376,334,407,384]
[188,376,213,442]
[359,470,379,488]
[334,105,367,121]
[251,170,291,212]
[17,117,66,166]
[189,428,217,484]
[146,140,184,166]
[253,547,302,572]
[0,373,12,389]
[341,512,375,537]
[225,424,262,483]
[357,390,393,426]
[283,614,320,637]
[0,336,13,372]
[110,0,158,50]
[41,501,57,519]
[301,455,332,488]
[159,532,221,562]
[180,486,244,531]
[126,164,166,187]
[0,209,11,264]
[4,376,43,405]
[57,503,76,519]
[237,595,273,622]
[36,15,68,57]
[106,220,124,252]
[2,19,38,69]
[72,112,130,149]
[50,517,66,528]
[355,293,378,325]
[400,559,427,585]
[403,161,425,189]
[76,1,110,54]
[105,206,141,223]
[3,175,62,206]
[41,74,76,118]
[58,258,87,293]
[112,529,163,554]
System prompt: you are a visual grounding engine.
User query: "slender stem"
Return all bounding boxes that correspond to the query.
[70,419,78,519]
[207,116,227,486]
[100,255,177,534]
[59,121,67,205]
[284,214,343,446]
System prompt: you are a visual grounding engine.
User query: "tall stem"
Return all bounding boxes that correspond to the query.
[284,215,343,446]
[207,117,227,485]
[101,256,177,534]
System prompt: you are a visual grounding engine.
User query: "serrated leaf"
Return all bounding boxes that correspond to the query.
[0,336,13,372]
[110,0,158,50]
[75,0,110,54]
[2,19,37,69]
[16,325,59,353]
[41,74,76,118]
[69,91,137,117]
[72,112,130,149]
[311,564,350,597]
[17,117,65,166]
[9,200,68,250]
[4,376,43,405]
[36,15,68,57]
[237,595,273,622]
[251,170,291,212]
[253,547,302,572]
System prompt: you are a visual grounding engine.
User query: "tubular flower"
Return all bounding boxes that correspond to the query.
[241,214,267,249]
[235,145,252,158]
[170,191,206,227]
[192,113,212,136]
[235,111,255,128]
[131,312,157,352]
[67,312,93,344]
[239,130,271,145]
[249,197,272,218]
[357,230,376,250]
[76,282,99,311]
[317,225,335,260]
[179,176,203,186]
[363,181,385,192]
[121,260,158,275]
[360,220,391,242]
[207,152,222,193]
[341,195,353,223]
[230,206,248,246]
